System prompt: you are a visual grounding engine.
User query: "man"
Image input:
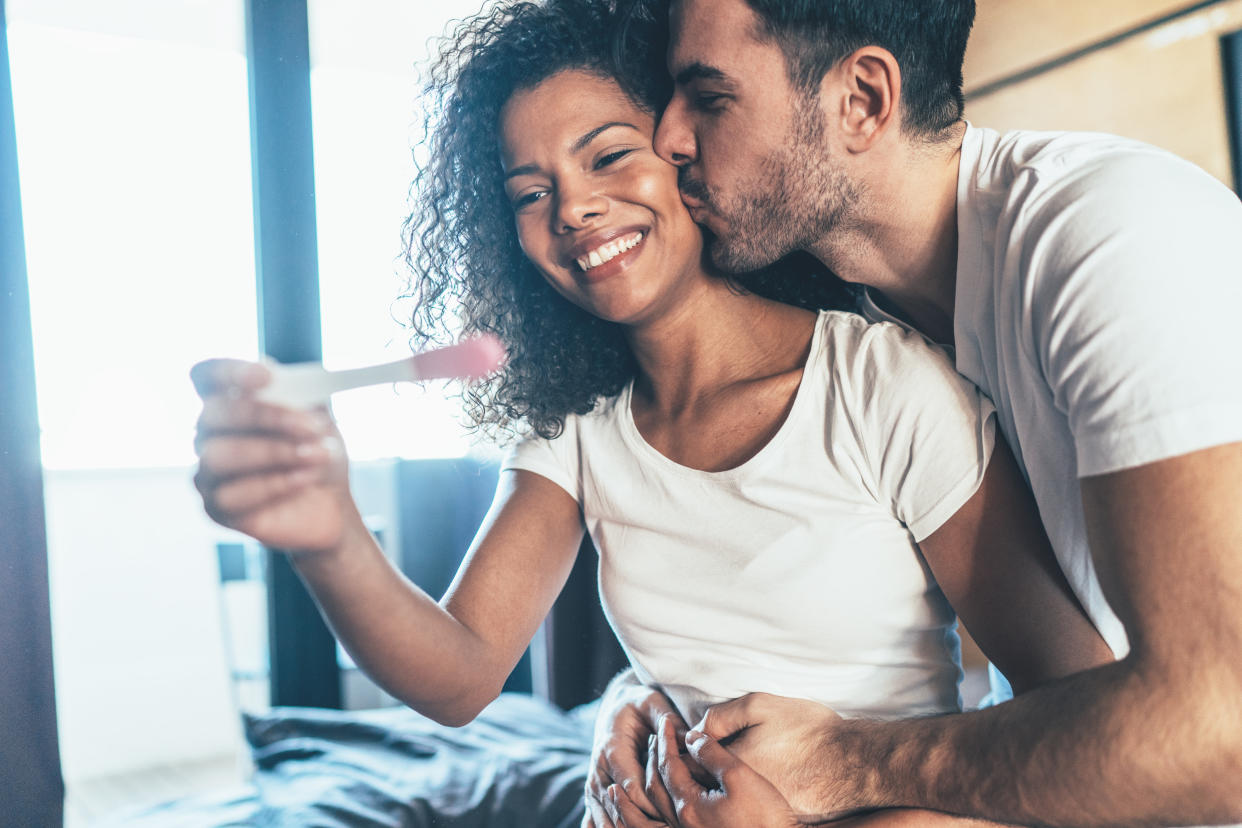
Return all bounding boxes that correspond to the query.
[585,0,1242,826]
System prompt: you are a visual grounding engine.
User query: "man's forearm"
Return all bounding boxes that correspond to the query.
[833,448,1242,828]
[827,658,1242,827]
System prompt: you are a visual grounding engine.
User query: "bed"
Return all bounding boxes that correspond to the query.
[102,693,600,827]
[104,530,628,827]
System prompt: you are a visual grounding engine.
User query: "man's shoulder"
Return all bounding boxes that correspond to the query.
[962,124,1240,274]
[966,125,1230,212]
[972,123,1167,168]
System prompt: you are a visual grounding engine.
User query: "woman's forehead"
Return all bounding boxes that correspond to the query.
[499,70,655,166]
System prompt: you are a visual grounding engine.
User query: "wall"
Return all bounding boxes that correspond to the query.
[44,459,410,782]
[45,466,244,782]
[964,0,1242,190]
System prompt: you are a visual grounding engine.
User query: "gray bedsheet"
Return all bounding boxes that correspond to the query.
[103,693,595,827]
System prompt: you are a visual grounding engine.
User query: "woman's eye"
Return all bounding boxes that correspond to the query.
[513,190,546,209]
[594,148,633,169]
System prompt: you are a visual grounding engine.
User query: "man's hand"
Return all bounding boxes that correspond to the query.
[583,675,687,828]
[651,714,801,828]
[696,692,845,818]
[686,446,1242,827]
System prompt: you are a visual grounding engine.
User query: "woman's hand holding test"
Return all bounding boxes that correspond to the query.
[191,358,363,555]
[192,357,588,728]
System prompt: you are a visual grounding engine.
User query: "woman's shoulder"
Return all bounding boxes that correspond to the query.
[577,385,630,427]
[514,384,630,448]
[814,310,971,411]
[811,311,996,527]
[816,309,951,368]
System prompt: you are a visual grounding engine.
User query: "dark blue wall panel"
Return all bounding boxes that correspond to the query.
[395,459,534,693]
[0,0,65,821]
[245,0,339,709]
[1223,29,1242,194]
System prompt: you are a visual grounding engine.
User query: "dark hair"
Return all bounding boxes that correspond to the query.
[744,0,975,138]
[404,0,856,441]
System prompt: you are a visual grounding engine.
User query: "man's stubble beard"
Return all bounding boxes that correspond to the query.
[690,95,859,274]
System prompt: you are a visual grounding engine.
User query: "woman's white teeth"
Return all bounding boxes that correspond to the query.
[577,232,643,271]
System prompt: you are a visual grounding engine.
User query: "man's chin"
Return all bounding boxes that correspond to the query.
[707,235,777,275]
[698,229,745,275]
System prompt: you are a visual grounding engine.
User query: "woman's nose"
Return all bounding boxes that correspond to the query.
[554,184,608,232]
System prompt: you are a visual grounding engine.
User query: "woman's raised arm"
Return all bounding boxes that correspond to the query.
[191,358,585,725]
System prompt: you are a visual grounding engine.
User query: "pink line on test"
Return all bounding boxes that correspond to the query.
[411,334,507,381]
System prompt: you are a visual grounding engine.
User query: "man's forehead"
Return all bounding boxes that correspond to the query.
[668,0,765,73]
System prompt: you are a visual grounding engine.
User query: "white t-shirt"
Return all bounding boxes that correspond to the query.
[504,311,996,723]
[863,125,1242,658]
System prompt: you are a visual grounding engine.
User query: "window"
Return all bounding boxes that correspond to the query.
[7,0,255,810]
[6,0,498,818]
[309,0,489,462]
[9,2,258,471]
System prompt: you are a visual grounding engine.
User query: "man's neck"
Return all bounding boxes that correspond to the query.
[809,124,965,345]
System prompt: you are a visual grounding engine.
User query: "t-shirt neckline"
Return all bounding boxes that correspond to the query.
[618,310,829,481]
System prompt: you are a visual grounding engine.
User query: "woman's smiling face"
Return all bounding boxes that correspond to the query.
[500,69,708,326]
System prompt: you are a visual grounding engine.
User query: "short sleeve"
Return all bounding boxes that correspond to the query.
[500,423,583,504]
[834,320,997,542]
[1025,151,1242,477]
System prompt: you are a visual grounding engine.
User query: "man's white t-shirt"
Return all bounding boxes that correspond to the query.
[864,125,1242,657]
[504,311,996,723]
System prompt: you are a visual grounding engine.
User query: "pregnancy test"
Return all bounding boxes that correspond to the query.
[256,334,506,410]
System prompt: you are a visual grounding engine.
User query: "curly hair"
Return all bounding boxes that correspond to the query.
[403,0,857,442]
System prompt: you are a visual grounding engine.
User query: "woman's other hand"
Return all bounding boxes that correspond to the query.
[583,675,686,827]
[191,358,358,553]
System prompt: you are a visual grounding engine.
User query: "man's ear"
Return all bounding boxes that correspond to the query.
[829,45,901,153]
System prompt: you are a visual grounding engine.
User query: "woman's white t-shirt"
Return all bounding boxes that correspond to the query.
[503,311,997,722]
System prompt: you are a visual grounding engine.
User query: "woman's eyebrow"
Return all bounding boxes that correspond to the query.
[503,163,539,182]
[504,121,640,181]
[570,121,639,153]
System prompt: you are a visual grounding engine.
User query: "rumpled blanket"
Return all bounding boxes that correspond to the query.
[101,693,596,827]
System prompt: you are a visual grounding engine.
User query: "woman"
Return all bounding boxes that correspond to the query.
[191,1,1111,826]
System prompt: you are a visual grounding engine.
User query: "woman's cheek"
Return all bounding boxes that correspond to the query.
[514,214,543,263]
[628,163,679,209]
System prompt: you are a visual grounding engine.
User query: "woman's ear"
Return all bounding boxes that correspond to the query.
[831,45,901,153]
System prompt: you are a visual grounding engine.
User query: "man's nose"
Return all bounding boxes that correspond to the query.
[654,99,698,167]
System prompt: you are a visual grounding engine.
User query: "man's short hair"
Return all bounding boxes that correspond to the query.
[744,0,975,139]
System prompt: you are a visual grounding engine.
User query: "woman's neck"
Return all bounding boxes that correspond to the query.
[624,279,817,415]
